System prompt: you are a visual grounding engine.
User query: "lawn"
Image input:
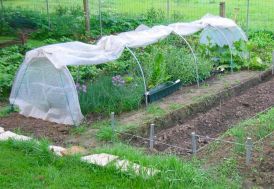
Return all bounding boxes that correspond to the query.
[0,140,237,189]
[3,0,273,31]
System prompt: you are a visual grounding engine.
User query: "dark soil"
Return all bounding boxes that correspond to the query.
[247,134,274,188]
[0,113,71,145]
[152,76,274,154]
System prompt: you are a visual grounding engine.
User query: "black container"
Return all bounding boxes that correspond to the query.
[146,80,181,103]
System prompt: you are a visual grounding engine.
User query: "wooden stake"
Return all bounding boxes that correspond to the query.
[272,51,274,75]
[191,132,197,154]
[45,0,51,29]
[219,2,226,18]
[149,124,155,150]
[246,137,253,165]
[83,0,90,34]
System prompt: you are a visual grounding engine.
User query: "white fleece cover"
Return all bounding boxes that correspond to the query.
[10,14,247,125]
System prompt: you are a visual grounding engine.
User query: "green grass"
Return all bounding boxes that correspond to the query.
[0,139,239,189]
[146,104,166,117]
[168,103,183,111]
[3,0,274,31]
[92,120,139,141]
[204,107,274,155]
[227,108,274,144]
[0,36,16,43]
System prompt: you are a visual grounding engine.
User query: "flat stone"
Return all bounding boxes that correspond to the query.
[61,146,87,156]
[0,127,4,133]
[81,153,119,167]
[115,160,160,176]
[49,145,66,156]
[0,131,32,141]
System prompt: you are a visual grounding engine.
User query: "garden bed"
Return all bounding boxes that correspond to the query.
[117,70,270,134]
[0,70,272,147]
[0,112,70,145]
[128,70,274,155]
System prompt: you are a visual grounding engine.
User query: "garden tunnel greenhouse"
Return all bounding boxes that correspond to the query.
[10,14,248,125]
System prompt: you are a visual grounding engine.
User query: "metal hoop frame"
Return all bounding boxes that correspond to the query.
[125,32,201,106]
[173,31,200,87]
[125,46,149,106]
[201,25,234,73]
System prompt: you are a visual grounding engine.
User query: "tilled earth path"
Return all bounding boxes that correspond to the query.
[154,76,274,154]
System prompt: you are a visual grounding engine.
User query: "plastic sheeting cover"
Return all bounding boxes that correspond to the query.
[10,56,83,125]
[200,26,248,47]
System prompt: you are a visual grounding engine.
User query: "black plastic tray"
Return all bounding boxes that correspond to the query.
[146,80,181,103]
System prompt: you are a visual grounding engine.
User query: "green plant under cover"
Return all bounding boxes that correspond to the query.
[138,36,213,87]
[199,36,272,72]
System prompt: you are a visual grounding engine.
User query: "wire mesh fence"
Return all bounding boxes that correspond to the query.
[1,0,273,35]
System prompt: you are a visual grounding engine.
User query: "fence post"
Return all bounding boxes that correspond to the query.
[45,0,51,29]
[245,137,253,165]
[98,0,103,36]
[111,112,115,133]
[0,0,3,14]
[272,51,274,75]
[83,0,91,35]
[0,0,4,23]
[219,2,226,18]
[191,132,197,154]
[166,0,170,22]
[246,0,250,35]
[149,124,155,150]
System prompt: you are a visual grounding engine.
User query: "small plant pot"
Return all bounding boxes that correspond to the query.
[146,79,181,103]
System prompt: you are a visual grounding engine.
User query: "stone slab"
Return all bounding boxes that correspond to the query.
[0,131,32,141]
[49,145,66,156]
[81,153,119,167]
[115,160,159,176]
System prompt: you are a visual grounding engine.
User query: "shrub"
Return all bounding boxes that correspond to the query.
[165,47,212,84]
[0,45,31,98]
[137,36,213,87]
[248,31,274,64]
[199,30,274,72]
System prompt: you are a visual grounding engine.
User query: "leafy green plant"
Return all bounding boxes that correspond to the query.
[96,126,116,141]
[144,8,165,25]
[148,53,171,89]
[79,75,144,115]
[0,45,29,98]
[0,105,18,117]
[166,47,212,84]
[200,31,274,72]
[248,31,274,66]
